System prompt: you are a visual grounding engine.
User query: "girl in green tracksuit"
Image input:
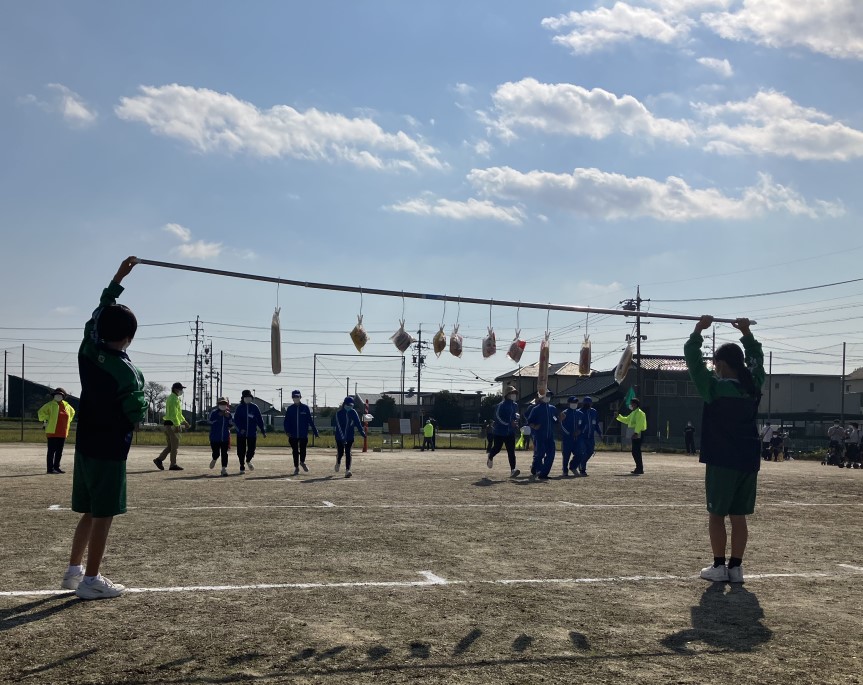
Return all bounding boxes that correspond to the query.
[684,316,764,585]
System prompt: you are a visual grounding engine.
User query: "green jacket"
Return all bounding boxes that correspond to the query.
[616,407,647,435]
[38,400,76,437]
[164,392,185,426]
[683,332,765,403]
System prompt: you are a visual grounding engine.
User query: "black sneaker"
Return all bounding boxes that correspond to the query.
[580,471,588,477]
[631,469,644,475]
[169,464,184,471]
[153,459,164,471]
[54,468,65,474]
[530,467,537,475]
[240,467,246,473]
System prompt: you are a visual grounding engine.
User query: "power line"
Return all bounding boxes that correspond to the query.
[653,276,863,303]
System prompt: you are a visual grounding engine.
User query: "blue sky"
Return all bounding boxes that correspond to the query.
[2,1,863,409]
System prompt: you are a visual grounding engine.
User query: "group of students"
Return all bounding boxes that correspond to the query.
[484,386,648,479]
[825,419,862,468]
[55,257,766,600]
[155,385,366,479]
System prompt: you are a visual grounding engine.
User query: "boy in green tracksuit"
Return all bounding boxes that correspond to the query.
[684,316,764,584]
[616,398,648,474]
[62,257,148,600]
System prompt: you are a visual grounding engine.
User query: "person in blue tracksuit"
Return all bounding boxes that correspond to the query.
[575,396,603,476]
[486,385,521,478]
[529,389,558,480]
[284,389,319,475]
[559,396,583,477]
[208,398,233,476]
[234,389,266,473]
[333,396,366,478]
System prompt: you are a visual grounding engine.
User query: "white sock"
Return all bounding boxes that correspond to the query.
[83,574,100,583]
[67,564,84,575]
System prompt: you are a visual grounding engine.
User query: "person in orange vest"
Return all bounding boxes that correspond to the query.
[38,388,76,474]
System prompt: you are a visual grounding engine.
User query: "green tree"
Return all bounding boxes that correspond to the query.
[480,393,502,422]
[372,395,397,427]
[431,390,463,428]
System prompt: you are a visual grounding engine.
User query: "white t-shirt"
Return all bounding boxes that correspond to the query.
[760,425,774,442]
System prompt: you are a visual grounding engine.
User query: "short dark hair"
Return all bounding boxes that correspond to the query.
[97,304,137,342]
[630,397,640,406]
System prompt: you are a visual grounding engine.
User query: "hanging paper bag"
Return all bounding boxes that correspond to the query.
[614,341,634,383]
[432,325,446,358]
[579,335,592,376]
[537,332,550,396]
[390,319,415,354]
[482,327,496,358]
[507,330,526,363]
[271,307,282,375]
[449,324,463,358]
[350,314,369,353]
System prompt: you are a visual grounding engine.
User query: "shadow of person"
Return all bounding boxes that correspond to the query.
[661,584,773,654]
[0,595,80,632]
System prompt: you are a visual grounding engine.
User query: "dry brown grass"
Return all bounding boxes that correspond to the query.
[1,443,861,684]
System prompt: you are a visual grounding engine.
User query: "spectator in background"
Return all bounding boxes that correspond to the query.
[520,422,531,451]
[759,423,774,461]
[38,388,76,474]
[684,421,696,455]
[422,420,435,451]
[844,422,860,468]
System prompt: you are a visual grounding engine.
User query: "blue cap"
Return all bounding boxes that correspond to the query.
[344,396,354,405]
[582,396,593,404]
[568,396,579,403]
[291,389,302,398]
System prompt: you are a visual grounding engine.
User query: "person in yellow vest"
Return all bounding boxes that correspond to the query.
[38,388,76,474]
[154,382,189,471]
[422,419,435,451]
[616,397,648,475]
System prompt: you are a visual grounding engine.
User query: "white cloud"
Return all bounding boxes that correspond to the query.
[162,222,192,242]
[386,197,526,225]
[174,240,223,260]
[52,306,79,315]
[466,166,842,221]
[472,139,493,156]
[702,0,863,60]
[695,90,863,160]
[116,84,444,171]
[162,222,222,260]
[453,82,475,96]
[19,84,97,126]
[486,78,695,143]
[696,56,734,77]
[541,3,693,54]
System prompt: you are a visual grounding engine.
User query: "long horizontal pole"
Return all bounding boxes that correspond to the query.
[136,258,754,325]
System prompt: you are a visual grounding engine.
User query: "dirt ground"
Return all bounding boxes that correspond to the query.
[1,443,861,685]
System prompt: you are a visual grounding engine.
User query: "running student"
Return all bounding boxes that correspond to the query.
[333,396,366,478]
[284,389,319,475]
[208,398,233,476]
[559,396,581,477]
[529,389,558,480]
[684,315,764,584]
[575,396,602,476]
[64,256,147,600]
[234,389,266,472]
[486,385,520,478]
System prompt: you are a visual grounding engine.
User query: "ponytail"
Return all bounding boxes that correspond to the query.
[714,342,761,400]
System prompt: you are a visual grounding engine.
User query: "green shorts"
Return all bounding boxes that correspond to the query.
[705,464,757,516]
[71,452,127,518]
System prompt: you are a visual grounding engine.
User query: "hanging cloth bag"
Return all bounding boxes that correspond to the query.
[614,341,634,384]
[433,325,447,358]
[391,319,415,354]
[350,314,369,353]
[537,332,550,396]
[579,335,592,376]
[271,307,282,375]
[482,327,497,358]
[449,324,464,358]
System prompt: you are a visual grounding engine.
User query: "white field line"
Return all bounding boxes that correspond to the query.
[838,564,863,572]
[45,501,863,512]
[0,567,854,598]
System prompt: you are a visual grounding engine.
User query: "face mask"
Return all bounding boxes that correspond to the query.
[218,404,228,411]
[507,394,516,401]
[54,395,63,402]
[176,390,183,396]
[569,403,578,409]
[541,397,550,404]
[243,397,252,404]
[293,397,301,404]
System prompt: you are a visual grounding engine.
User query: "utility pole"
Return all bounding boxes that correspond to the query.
[3,349,7,417]
[767,351,772,425]
[20,344,24,441]
[192,317,199,429]
[841,342,846,424]
[220,350,223,399]
[412,326,428,415]
[620,287,648,398]
[277,388,283,410]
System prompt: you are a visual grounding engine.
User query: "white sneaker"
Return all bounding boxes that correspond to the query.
[301,462,309,472]
[335,461,341,472]
[209,459,217,469]
[486,457,493,469]
[700,564,729,582]
[246,461,254,471]
[75,575,125,600]
[220,467,228,476]
[510,469,520,478]
[728,565,745,584]
[292,468,300,476]
[61,567,84,590]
